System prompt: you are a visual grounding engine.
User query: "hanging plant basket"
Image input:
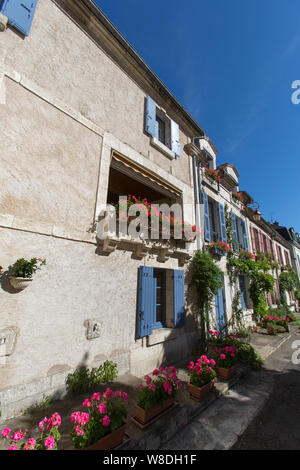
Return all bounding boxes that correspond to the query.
[8,276,33,291]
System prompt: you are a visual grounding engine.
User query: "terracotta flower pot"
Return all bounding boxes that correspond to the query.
[85,423,126,450]
[188,379,216,401]
[135,397,174,425]
[216,365,237,380]
[8,276,33,291]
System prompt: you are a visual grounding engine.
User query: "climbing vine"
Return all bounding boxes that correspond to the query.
[279,269,298,306]
[190,250,224,351]
[224,204,244,328]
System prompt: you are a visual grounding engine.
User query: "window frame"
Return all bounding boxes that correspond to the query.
[152,268,167,330]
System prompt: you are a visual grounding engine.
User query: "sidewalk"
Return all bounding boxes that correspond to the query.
[0,326,298,450]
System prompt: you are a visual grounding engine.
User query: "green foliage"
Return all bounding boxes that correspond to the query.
[279,271,298,293]
[66,360,118,395]
[237,343,264,370]
[23,395,52,415]
[228,251,274,320]
[10,258,46,278]
[191,250,224,348]
[233,325,252,340]
[295,290,300,302]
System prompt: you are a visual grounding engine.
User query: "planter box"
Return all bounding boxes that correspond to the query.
[216,365,237,380]
[85,423,127,450]
[8,276,33,290]
[135,398,175,425]
[188,379,216,401]
[267,327,276,335]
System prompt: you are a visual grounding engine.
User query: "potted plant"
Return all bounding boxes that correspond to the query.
[1,412,61,450]
[187,356,217,401]
[204,168,221,183]
[70,388,128,450]
[8,257,46,290]
[209,241,232,256]
[232,191,245,204]
[213,345,239,380]
[134,366,182,425]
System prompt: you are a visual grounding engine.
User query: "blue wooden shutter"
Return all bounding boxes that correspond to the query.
[215,285,227,333]
[218,202,227,242]
[241,219,249,251]
[173,270,185,328]
[137,266,155,338]
[202,190,211,242]
[145,95,156,137]
[239,276,247,309]
[171,120,180,157]
[0,0,39,36]
[230,211,239,251]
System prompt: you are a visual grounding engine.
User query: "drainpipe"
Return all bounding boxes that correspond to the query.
[192,155,201,251]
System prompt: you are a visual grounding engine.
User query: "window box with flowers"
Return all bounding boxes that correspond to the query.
[231,191,245,205]
[204,168,221,184]
[70,388,128,450]
[209,241,232,257]
[8,257,46,291]
[133,366,182,427]
[187,356,217,401]
[116,195,199,242]
[213,345,239,380]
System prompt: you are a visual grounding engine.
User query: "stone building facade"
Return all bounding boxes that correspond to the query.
[0,0,298,420]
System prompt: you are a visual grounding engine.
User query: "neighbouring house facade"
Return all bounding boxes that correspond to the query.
[0,0,299,421]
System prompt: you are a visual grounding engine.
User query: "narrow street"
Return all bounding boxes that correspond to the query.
[162,330,300,450]
[233,331,300,450]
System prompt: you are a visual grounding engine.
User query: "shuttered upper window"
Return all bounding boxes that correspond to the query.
[145,95,180,158]
[0,0,38,36]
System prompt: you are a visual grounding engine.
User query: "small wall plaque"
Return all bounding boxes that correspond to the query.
[0,327,17,356]
[86,320,102,340]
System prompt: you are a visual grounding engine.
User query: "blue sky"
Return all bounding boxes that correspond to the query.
[94,0,300,233]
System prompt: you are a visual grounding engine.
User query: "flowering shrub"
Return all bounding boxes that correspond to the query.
[187,356,216,388]
[205,168,221,182]
[1,412,61,450]
[242,250,256,260]
[207,330,221,343]
[263,315,290,332]
[10,258,46,278]
[209,241,232,253]
[213,345,239,369]
[137,367,182,410]
[70,388,128,449]
[232,192,245,204]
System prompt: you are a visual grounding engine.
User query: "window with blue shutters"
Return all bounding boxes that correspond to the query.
[137,267,185,338]
[137,266,155,338]
[215,275,227,333]
[145,95,180,157]
[0,0,39,36]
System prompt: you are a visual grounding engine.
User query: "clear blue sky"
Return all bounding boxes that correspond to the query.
[94,0,300,233]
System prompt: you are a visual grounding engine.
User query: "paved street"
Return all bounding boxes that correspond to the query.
[162,330,300,450]
[233,331,300,450]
